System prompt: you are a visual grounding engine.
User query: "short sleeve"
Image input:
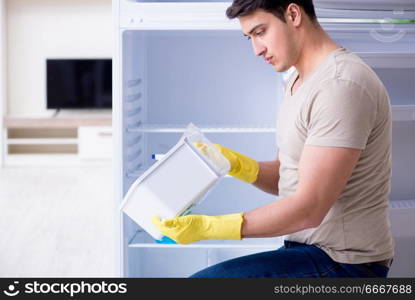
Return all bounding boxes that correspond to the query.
[303,79,377,150]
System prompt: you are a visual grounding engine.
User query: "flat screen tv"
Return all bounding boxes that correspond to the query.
[47,59,112,109]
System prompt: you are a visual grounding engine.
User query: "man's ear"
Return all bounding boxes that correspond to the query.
[286,3,302,27]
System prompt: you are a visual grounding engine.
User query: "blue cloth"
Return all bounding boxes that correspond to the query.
[155,236,177,244]
[190,241,389,278]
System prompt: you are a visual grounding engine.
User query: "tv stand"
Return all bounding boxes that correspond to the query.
[51,108,61,118]
[3,115,112,164]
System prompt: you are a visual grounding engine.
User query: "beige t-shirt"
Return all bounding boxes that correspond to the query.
[276,48,395,264]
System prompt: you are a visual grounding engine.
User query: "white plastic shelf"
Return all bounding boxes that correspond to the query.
[128,229,283,249]
[124,105,415,135]
[126,124,276,133]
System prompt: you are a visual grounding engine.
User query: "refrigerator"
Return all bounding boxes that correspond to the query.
[113,0,415,277]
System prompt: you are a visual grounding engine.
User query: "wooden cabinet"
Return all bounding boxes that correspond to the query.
[3,116,112,163]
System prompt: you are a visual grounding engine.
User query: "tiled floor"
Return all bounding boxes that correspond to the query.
[0,161,116,277]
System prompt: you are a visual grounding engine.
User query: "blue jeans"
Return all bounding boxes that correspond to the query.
[190,241,389,278]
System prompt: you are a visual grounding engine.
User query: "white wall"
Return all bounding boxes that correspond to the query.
[7,0,112,117]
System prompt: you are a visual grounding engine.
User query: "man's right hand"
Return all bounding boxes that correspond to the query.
[194,142,259,184]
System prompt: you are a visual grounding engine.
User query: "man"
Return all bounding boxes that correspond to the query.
[152,0,394,278]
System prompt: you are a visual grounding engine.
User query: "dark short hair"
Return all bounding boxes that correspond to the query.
[226,0,317,23]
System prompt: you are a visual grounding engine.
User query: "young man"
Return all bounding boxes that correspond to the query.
[152,0,394,277]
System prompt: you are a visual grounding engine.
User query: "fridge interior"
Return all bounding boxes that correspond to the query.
[121,30,285,276]
[122,29,282,189]
[120,26,415,277]
[123,30,281,126]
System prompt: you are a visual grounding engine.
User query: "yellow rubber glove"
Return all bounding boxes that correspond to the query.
[152,213,244,245]
[194,142,259,184]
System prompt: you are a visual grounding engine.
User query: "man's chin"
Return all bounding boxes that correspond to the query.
[274,64,291,73]
[273,65,285,72]
[274,65,292,73]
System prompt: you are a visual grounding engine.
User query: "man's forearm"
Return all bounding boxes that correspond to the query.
[241,194,316,238]
[252,160,280,195]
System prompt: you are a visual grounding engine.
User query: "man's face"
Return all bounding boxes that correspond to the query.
[239,9,298,72]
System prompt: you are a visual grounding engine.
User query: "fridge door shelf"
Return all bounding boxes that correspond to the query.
[388,201,415,277]
[390,122,415,203]
[358,53,415,68]
[392,105,415,122]
[390,199,415,209]
[315,0,415,12]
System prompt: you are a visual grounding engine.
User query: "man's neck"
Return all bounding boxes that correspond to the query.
[294,26,340,82]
